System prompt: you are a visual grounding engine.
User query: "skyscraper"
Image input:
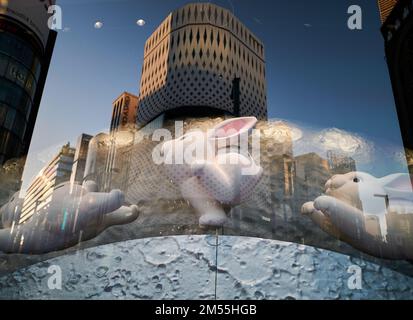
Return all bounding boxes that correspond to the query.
[110,92,139,133]
[20,143,75,224]
[136,3,267,125]
[0,0,57,165]
[379,0,413,174]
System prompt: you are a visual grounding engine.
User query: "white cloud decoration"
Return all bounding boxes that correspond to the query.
[313,128,374,163]
[264,120,303,143]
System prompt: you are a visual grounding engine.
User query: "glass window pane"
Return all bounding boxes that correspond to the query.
[0,53,8,77]
[4,108,15,130]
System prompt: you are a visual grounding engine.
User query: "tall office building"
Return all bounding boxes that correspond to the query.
[104,92,139,192]
[70,133,92,185]
[20,143,75,224]
[379,0,413,174]
[365,215,383,240]
[378,0,399,23]
[295,153,331,193]
[327,151,357,175]
[0,0,57,165]
[386,211,413,246]
[110,92,139,133]
[137,3,267,125]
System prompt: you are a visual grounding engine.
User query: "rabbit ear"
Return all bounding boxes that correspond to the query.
[381,173,413,197]
[209,117,258,140]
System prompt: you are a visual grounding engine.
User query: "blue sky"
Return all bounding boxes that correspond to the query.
[21,0,408,189]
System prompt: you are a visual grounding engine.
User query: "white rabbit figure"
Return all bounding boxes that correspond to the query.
[162,117,263,227]
[302,171,413,261]
[323,172,413,237]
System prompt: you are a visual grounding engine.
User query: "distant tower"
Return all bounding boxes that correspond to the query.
[136,3,267,124]
[105,92,138,192]
[110,92,139,133]
[70,134,93,185]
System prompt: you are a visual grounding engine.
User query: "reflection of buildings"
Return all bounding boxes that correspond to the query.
[246,121,295,225]
[110,92,139,133]
[258,122,295,197]
[0,158,25,206]
[379,0,413,174]
[84,131,135,193]
[295,153,331,199]
[20,143,75,224]
[84,133,111,190]
[84,91,139,193]
[327,150,357,175]
[101,92,139,192]
[136,3,267,125]
[103,130,134,192]
[0,1,57,165]
[386,211,413,246]
[365,215,383,239]
[70,134,93,185]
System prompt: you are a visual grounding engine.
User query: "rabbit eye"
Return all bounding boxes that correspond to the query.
[353,178,360,183]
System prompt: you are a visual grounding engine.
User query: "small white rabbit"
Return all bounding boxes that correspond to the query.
[302,171,413,261]
[324,172,413,211]
[162,117,263,227]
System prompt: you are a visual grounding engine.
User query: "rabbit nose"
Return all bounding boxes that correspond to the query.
[325,179,332,189]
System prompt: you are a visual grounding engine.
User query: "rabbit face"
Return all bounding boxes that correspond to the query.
[161,117,258,169]
[325,172,373,211]
[324,171,413,215]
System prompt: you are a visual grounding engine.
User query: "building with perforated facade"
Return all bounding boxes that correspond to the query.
[136,3,267,125]
[378,0,399,23]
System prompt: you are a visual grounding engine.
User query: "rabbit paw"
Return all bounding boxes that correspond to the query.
[199,211,227,227]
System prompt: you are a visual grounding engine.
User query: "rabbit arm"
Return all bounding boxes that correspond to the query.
[313,196,366,240]
[303,197,406,260]
[301,202,341,238]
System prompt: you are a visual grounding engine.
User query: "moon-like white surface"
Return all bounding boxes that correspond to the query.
[0,236,412,300]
